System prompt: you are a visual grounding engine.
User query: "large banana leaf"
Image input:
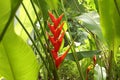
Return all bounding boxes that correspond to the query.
[98,1,120,79]
[0,0,10,34]
[98,0,120,47]
[0,25,39,80]
[98,0,120,60]
[0,0,39,80]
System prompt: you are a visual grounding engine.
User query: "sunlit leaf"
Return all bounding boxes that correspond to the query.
[0,0,22,39]
[0,0,10,34]
[15,0,37,41]
[0,0,39,80]
[0,24,39,80]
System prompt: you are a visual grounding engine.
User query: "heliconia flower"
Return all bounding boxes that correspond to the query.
[47,11,70,69]
[93,55,96,66]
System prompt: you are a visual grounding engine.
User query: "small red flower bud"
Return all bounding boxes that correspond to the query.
[86,66,91,74]
[86,66,91,80]
[93,55,97,65]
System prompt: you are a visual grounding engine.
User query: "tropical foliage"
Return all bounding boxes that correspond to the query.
[0,0,120,80]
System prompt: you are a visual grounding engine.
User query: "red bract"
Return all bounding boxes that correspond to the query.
[55,47,70,68]
[48,11,64,29]
[47,11,70,68]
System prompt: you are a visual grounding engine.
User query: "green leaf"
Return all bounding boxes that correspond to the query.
[34,0,49,21]
[66,50,101,61]
[0,0,39,80]
[0,25,39,80]
[98,0,120,48]
[76,11,103,41]
[45,0,59,10]
[98,1,120,78]
[98,0,120,62]
[0,0,22,41]
[0,0,10,34]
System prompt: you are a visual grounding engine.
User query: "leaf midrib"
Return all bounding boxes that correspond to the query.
[3,43,15,80]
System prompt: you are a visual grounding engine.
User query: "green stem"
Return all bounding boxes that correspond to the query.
[21,2,43,49]
[21,1,51,73]
[71,47,85,80]
[33,0,49,45]
[21,1,50,67]
[107,50,114,80]
[60,0,85,80]
[30,0,59,79]
[15,15,52,78]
